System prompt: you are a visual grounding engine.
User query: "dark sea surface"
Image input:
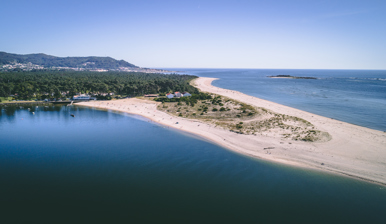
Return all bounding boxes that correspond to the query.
[178,69,386,131]
[1,106,386,224]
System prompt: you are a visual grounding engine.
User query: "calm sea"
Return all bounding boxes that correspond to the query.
[1,106,385,224]
[179,69,386,131]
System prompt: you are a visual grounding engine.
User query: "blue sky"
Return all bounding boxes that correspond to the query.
[1,0,385,69]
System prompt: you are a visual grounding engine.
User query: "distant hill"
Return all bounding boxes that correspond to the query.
[0,51,139,70]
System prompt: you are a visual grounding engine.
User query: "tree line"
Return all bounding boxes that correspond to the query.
[0,70,199,100]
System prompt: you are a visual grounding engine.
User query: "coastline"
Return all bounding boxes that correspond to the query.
[76,77,386,186]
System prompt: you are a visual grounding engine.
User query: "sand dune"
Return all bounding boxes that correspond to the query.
[77,77,386,185]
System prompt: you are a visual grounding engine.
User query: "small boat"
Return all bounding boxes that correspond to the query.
[70,114,75,117]
[32,112,35,115]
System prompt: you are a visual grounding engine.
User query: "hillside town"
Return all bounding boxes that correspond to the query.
[0,61,175,73]
[1,62,45,71]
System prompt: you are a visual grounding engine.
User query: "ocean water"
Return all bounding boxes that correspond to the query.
[179,69,386,131]
[1,106,386,224]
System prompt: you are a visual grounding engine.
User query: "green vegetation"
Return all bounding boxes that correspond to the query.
[0,97,12,103]
[158,94,259,122]
[154,92,212,106]
[0,70,198,100]
[157,94,330,142]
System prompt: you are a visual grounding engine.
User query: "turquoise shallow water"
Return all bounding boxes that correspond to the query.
[1,106,386,224]
[177,69,386,131]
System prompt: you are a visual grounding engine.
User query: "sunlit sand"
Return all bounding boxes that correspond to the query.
[77,77,386,185]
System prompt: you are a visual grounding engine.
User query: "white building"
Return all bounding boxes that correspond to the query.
[73,94,91,100]
[182,92,191,97]
[174,92,182,97]
[166,93,174,99]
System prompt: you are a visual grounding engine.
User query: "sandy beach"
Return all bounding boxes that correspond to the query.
[77,77,386,185]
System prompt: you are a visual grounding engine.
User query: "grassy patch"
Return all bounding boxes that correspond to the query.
[157,94,330,142]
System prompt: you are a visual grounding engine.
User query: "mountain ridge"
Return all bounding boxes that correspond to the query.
[0,51,139,71]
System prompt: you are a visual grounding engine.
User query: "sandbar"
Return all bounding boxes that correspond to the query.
[76,77,386,185]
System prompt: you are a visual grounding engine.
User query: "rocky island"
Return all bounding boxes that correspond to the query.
[268,75,317,79]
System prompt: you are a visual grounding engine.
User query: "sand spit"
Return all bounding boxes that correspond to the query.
[76,77,386,185]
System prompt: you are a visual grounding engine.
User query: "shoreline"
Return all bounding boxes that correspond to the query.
[76,77,386,186]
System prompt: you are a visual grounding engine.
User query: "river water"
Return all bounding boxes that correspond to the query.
[1,105,385,223]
